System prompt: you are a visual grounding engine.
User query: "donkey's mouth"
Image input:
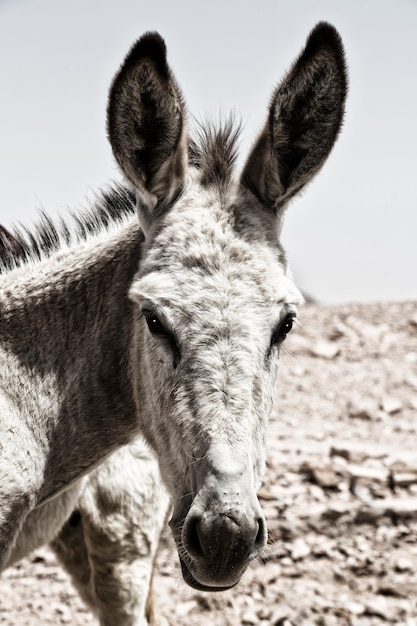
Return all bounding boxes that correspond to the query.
[179,557,239,592]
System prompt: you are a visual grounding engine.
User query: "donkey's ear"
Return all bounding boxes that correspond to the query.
[107,32,187,233]
[241,22,347,214]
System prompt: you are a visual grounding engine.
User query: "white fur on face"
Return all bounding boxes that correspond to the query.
[129,176,302,496]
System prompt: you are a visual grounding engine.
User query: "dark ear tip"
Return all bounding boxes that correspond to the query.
[307,22,345,56]
[304,22,348,94]
[132,31,167,59]
[120,31,169,78]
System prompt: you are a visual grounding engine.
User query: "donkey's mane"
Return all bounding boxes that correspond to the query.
[0,118,242,274]
[0,184,136,274]
[189,116,242,188]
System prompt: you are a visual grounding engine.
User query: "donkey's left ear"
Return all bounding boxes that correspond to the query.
[107,32,187,234]
[241,22,348,215]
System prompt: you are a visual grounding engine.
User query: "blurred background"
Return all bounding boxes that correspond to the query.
[0,0,415,303]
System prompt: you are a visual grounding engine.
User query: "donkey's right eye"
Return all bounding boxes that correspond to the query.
[143,310,181,368]
[143,311,167,336]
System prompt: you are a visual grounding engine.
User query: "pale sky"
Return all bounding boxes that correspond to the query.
[0,0,416,303]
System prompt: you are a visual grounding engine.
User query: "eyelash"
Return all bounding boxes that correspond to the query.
[270,313,295,347]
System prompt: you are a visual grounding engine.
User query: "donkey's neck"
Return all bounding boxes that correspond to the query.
[0,218,143,503]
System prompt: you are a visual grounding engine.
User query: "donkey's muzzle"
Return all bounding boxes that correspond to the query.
[180,506,266,591]
[171,445,267,590]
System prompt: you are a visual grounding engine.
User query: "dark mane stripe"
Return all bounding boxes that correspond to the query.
[0,184,136,274]
[0,225,25,260]
[0,120,241,274]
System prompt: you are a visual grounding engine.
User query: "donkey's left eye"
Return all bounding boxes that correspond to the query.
[271,314,295,346]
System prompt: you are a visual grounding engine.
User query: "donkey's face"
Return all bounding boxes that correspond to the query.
[130,184,301,590]
[108,24,347,590]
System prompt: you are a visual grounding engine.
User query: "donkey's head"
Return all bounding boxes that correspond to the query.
[107,23,347,591]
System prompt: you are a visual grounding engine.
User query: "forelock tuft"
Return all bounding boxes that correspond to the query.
[189,115,241,189]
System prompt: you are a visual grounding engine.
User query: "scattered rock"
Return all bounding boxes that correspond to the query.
[364,597,391,619]
[344,463,388,483]
[355,498,417,523]
[350,618,374,626]
[258,486,279,501]
[310,340,340,360]
[346,399,378,420]
[407,374,417,390]
[378,580,417,598]
[303,461,340,488]
[270,607,291,625]
[365,596,406,621]
[392,469,417,488]
[409,312,417,329]
[381,396,404,415]
[290,538,311,561]
[318,501,353,522]
[330,444,370,464]
[346,600,365,615]
[242,610,259,625]
[330,445,351,461]
[175,601,198,617]
[394,556,414,572]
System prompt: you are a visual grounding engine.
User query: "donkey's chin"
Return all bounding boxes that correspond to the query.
[179,556,241,592]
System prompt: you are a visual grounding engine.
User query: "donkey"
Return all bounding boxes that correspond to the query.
[0,22,347,625]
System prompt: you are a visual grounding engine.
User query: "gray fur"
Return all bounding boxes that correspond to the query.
[0,22,347,624]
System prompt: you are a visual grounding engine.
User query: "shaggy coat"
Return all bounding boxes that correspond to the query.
[0,22,347,625]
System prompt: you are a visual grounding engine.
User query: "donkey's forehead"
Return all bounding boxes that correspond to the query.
[134,187,302,310]
[136,181,299,301]
[131,267,301,311]
[131,177,302,313]
[141,178,275,269]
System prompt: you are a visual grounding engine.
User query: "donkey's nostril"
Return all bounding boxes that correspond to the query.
[185,517,205,558]
[255,516,266,549]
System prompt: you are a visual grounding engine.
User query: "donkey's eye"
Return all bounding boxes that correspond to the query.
[271,314,295,346]
[143,311,168,336]
[143,310,181,368]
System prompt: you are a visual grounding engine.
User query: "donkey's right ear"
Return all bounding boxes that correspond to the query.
[107,33,187,234]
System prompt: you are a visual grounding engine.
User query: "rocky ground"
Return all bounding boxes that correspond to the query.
[2,301,417,626]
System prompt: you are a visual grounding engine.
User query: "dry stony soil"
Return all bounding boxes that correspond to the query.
[2,301,417,626]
